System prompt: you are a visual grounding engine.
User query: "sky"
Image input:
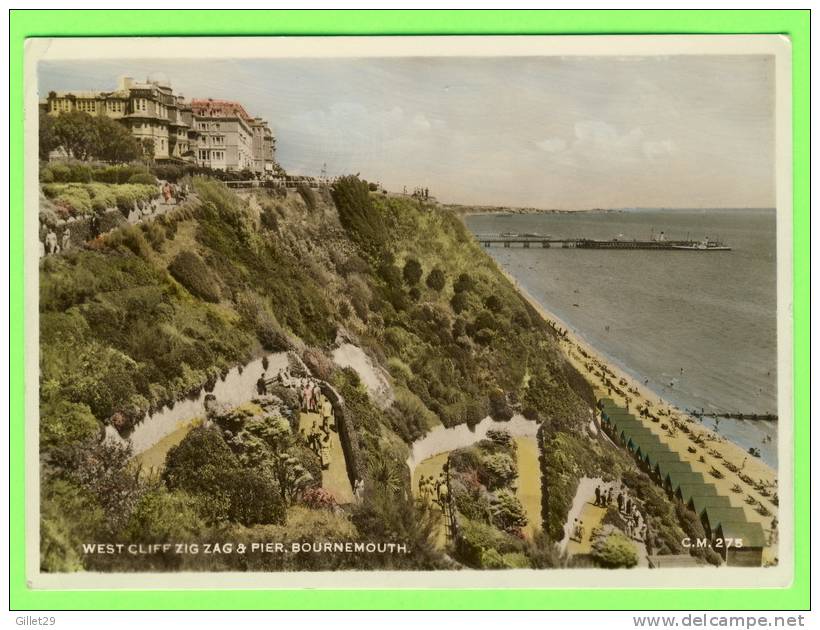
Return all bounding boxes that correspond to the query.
[39,55,776,209]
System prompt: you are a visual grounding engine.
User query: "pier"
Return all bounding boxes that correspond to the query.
[691,411,777,422]
[475,234,731,251]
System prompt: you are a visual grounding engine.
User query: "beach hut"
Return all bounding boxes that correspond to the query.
[700,506,749,539]
[675,483,718,505]
[714,521,766,567]
[623,431,659,456]
[664,471,707,496]
[639,445,679,475]
[688,494,733,517]
[631,437,666,463]
[655,460,694,481]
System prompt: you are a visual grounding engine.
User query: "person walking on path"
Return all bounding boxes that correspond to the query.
[617,492,624,512]
[626,498,633,515]
[594,486,601,506]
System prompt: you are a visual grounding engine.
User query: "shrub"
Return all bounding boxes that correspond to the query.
[40,400,100,454]
[141,221,166,251]
[454,272,475,294]
[480,452,517,490]
[591,529,639,568]
[296,183,317,211]
[490,489,528,533]
[128,172,157,185]
[425,267,446,291]
[331,175,387,256]
[402,258,423,285]
[455,517,525,568]
[451,291,469,314]
[168,251,222,303]
[484,294,503,313]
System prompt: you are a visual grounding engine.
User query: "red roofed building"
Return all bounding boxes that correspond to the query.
[190,98,255,172]
[44,78,276,174]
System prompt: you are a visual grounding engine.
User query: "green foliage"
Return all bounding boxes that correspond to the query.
[40,478,106,572]
[128,172,157,185]
[168,251,222,303]
[125,489,201,543]
[490,489,528,533]
[39,400,100,454]
[44,111,143,163]
[331,175,387,255]
[49,438,143,532]
[164,426,285,526]
[402,258,423,285]
[621,470,686,556]
[591,529,639,568]
[296,183,317,211]
[450,291,469,314]
[94,116,143,163]
[455,517,528,569]
[539,429,603,541]
[39,112,58,161]
[480,452,518,490]
[425,267,446,291]
[675,502,722,566]
[41,182,155,217]
[453,272,475,294]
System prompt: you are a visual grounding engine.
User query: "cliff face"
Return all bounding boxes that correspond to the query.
[39,176,594,572]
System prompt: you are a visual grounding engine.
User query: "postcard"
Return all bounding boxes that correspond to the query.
[24,34,793,590]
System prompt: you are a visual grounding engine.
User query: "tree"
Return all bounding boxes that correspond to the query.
[451,291,469,314]
[402,258,423,285]
[425,267,446,292]
[94,117,142,163]
[39,111,58,161]
[454,272,475,294]
[163,427,239,523]
[51,111,99,161]
[331,175,387,255]
[483,294,503,313]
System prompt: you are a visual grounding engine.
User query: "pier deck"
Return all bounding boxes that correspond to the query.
[475,235,731,251]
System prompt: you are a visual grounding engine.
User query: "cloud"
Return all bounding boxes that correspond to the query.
[536,138,567,153]
[642,139,676,159]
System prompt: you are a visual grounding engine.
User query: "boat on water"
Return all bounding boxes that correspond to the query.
[671,238,731,251]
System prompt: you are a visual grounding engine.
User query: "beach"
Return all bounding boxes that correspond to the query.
[501,269,780,564]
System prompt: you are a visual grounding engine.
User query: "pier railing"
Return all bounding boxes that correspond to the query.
[473,234,730,251]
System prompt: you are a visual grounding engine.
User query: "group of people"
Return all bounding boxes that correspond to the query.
[160,181,190,205]
[593,483,648,542]
[570,518,586,543]
[275,369,337,470]
[42,227,71,256]
[417,472,449,513]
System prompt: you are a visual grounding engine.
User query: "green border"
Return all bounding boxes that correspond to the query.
[9,9,810,611]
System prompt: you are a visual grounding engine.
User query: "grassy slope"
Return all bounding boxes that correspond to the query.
[39,177,595,571]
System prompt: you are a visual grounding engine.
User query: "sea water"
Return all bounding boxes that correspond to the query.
[465,209,778,467]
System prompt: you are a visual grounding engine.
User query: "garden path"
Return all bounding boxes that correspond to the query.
[298,411,354,504]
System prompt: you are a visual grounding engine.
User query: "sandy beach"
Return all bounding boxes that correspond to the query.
[500,269,780,564]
